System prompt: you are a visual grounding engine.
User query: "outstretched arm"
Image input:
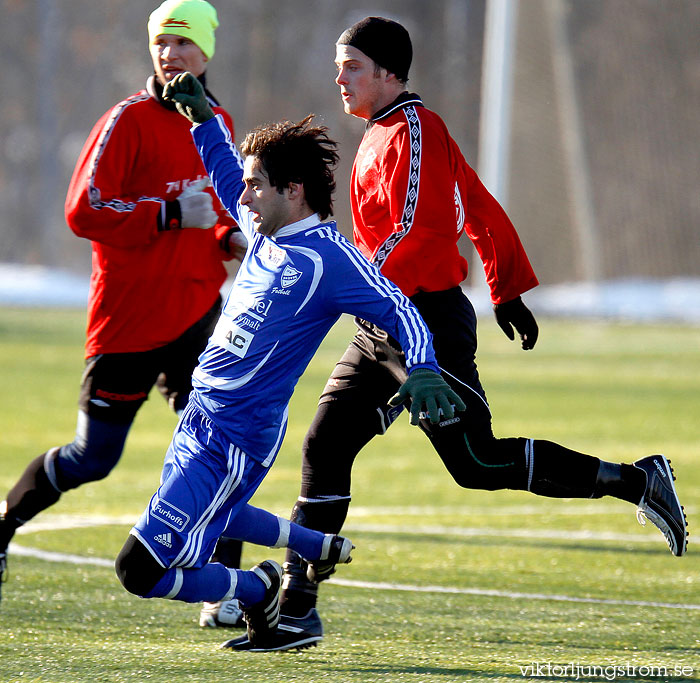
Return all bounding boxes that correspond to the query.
[327,238,465,425]
[163,73,248,233]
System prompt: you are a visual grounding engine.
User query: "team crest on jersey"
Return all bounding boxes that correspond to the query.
[281,265,302,288]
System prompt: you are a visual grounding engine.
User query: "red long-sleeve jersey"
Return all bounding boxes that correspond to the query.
[351,93,538,303]
[65,77,237,357]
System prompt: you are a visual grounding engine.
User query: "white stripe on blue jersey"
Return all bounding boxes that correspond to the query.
[318,226,430,367]
[286,244,324,315]
[189,116,439,466]
[193,342,278,392]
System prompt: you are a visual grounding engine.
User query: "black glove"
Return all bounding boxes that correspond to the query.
[162,72,215,124]
[493,296,538,350]
[389,368,466,426]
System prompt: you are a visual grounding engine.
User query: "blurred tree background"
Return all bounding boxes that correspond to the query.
[1,0,698,288]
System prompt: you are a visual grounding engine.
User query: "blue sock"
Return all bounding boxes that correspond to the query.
[143,561,267,607]
[223,504,326,559]
[143,562,233,603]
[288,523,326,560]
[232,569,266,608]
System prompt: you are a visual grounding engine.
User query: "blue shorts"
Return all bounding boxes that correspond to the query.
[131,401,268,569]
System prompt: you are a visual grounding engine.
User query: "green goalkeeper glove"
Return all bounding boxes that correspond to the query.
[389,368,466,426]
[163,72,215,124]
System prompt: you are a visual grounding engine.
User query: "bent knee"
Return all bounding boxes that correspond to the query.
[115,537,164,597]
[56,455,117,490]
[54,417,130,490]
[115,551,150,597]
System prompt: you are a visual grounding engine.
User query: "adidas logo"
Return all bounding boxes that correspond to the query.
[154,532,173,548]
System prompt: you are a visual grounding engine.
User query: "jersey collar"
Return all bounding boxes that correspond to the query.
[271,213,323,241]
[369,92,423,126]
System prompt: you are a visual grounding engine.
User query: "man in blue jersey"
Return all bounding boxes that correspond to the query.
[115,72,464,650]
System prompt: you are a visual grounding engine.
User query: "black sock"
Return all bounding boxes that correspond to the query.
[592,461,647,504]
[0,509,18,553]
[280,555,318,617]
[1,452,62,551]
[528,440,601,498]
[280,498,350,616]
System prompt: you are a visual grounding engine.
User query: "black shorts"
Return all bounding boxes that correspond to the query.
[78,296,221,423]
[319,287,487,416]
[299,287,499,498]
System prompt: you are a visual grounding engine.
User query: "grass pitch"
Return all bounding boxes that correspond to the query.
[0,307,698,682]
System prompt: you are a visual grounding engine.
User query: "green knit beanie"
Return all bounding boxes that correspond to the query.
[148,0,218,59]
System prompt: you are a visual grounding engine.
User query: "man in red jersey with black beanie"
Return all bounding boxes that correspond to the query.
[222,16,687,652]
[0,0,245,627]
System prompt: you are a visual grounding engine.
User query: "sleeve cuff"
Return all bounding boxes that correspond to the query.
[157,200,182,231]
[406,362,441,375]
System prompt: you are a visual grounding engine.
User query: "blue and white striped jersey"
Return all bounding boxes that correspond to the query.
[189,116,439,466]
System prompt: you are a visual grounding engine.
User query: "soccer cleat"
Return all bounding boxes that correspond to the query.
[199,598,245,628]
[0,552,6,603]
[241,560,282,647]
[221,608,323,652]
[304,534,354,583]
[634,455,688,556]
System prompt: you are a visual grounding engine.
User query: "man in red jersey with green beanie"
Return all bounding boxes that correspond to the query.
[0,1,246,627]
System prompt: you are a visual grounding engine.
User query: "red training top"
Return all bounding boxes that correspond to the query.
[351,93,538,303]
[65,77,237,357]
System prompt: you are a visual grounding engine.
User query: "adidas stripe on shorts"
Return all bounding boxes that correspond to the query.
[130,401,268,569]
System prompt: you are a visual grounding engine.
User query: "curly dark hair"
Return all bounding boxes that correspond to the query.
[240,114,339,220]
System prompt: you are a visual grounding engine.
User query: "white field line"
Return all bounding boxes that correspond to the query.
[349,504,699,517]
[18,503,700,533]
[16,512,674,544]
[8,543,699,612]
[8,512,699,612]
[14,514,137,534]
[344,523,662,544]
[327,577,700,611]
[348,503,633,517]
[10,543,114,568]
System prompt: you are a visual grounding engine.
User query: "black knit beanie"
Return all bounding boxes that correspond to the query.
[337,16,412,82]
